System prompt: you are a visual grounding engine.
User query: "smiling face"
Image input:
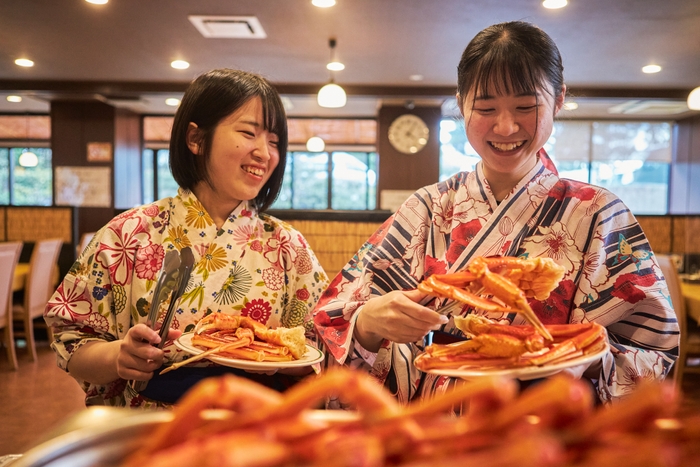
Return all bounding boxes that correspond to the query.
[462,80,565,184]
[188,96,280,221]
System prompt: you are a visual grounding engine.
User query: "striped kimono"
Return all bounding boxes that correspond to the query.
[313,151,679,404]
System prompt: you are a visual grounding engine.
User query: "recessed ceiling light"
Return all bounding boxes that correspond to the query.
[542,0,568,9]
[642,64,662,74]
[165,98,181,106]
[563,102,578,110]
[409,74,424,81]
[85,0,108,4]
[312,0,336,7]
[171,60,190,70]
[326,61,345,71]
[6,95,22,103]
[15,58,34,67]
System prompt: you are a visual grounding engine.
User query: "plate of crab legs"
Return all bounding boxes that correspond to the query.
[414,256,609,379]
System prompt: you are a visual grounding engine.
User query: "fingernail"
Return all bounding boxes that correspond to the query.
[438,315,449,324]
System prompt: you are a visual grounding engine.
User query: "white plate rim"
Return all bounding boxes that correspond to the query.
[174,333,324,370]
[422,342,609,381]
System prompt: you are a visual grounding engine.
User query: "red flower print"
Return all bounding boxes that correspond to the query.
[97,215,150,285]
[46,280,92,320]
[143,204,160,217]
[296,288,310,301]
[445,219,482,264]
[264,229,297,271]
[611,272,657,304]
[135,243,165,281]
[250,240,263,252]
[424,255,447,277]
[530,279,575,324]
[241,299,272,324]
[241,209,253,218]
[262,267,284,290]
[548,180,597,202]
[366,218,392,247]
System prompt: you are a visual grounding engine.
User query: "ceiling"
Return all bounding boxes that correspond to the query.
[1,0,699,119]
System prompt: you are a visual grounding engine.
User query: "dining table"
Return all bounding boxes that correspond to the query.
[681,281,700,325]
[12,263,30,293]
[12,263,60,293]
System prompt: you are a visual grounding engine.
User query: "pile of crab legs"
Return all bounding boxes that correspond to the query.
[122,367,700,467]
[414,256,608,370]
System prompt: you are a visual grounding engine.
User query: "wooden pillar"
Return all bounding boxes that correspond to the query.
[376,104,442,210]
[50,100,142,242]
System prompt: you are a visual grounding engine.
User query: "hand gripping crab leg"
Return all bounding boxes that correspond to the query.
[418,256,565,341]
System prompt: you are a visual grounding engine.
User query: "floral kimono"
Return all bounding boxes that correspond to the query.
[313,151,679,405]
[45,188,329,407]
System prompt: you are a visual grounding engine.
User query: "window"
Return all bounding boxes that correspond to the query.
[0,147,53,206]
[272,150,378,210]
[142,147,178,203]
[439,118,673,214]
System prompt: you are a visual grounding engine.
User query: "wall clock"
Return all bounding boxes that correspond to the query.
[387,114,430,154]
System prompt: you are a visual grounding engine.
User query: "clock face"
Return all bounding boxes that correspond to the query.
[388,114,430,154]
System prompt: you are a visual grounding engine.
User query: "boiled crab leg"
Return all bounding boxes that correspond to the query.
[419,256,564,341]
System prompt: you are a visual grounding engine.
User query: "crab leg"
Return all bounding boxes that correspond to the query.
[418,275,512,313]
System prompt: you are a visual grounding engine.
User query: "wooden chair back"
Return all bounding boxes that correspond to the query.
[656,254,700,388]
[13,238,63,361]
[0,241,23,369]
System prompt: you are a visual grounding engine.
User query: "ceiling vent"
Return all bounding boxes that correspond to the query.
[188,15,267,39]
[607,100,689,115]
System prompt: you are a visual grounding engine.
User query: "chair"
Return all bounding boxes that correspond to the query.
[657,254,700,388]
[76,231,96,258]
[0,242,23,370]
[12,238,63,361]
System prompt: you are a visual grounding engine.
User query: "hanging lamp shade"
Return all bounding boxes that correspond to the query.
[306,136,325,152]
[317,38,346,108]
[688,86,700,111]
[19,150,38,167]
[318,82,346,108]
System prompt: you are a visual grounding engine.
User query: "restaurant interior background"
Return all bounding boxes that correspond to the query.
[1,0,700,454]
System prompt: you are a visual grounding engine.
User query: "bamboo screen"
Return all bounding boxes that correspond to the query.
[286,219,383,278]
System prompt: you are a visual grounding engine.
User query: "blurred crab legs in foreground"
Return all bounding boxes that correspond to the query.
[122,367,699,467]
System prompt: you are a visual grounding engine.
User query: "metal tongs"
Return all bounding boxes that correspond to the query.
[130,247,195,392]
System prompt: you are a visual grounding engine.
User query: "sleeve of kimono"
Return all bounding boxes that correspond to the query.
[572,196,679,403]
[43,208,152,404]
[313,190,435,382]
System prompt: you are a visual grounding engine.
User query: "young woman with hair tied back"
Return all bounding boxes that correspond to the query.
[313,21,678,405]
[45,69,329,408]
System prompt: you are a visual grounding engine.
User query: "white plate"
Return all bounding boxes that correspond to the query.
[174,333,324,370]
[421,343,609,381]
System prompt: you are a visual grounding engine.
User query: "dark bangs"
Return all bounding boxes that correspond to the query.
[471,49,548,99]
[255,82,288,212]
[457,21,564,106]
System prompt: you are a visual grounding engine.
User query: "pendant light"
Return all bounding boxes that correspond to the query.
[688,86,700,111]
[18,115,38,167]
[317,38,346,108]
[306,136,325,152]
[19,149,38,167]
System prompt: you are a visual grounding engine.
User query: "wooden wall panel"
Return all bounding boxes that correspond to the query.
[377,105,442,196]
[636,216,672,254]
[0,207,5,241]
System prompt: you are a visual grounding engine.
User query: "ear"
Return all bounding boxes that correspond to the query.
[186,122,201,155]
[456,92,465,118]
[553,84,567,115]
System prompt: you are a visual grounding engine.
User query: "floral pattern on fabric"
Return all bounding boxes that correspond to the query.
[45,188,329,408]
[313,151,678,406]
